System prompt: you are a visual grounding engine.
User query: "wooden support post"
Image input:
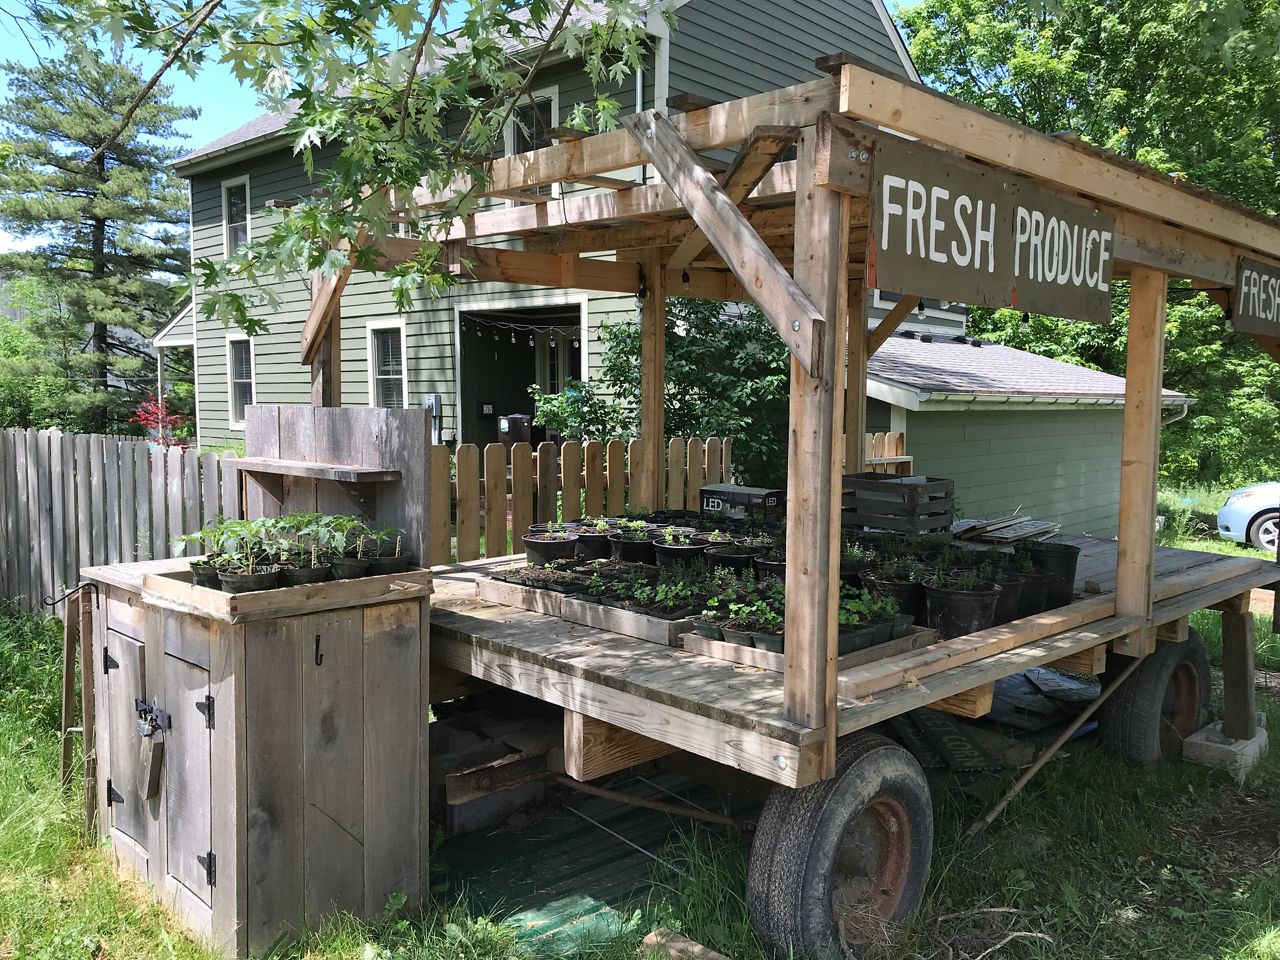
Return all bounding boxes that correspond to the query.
[1221,610,1257,741]
[1113,266,1167,656]
[845,281,869,472]
[310,301,342,406]
[783,128,850,776]
[639,250,666,512]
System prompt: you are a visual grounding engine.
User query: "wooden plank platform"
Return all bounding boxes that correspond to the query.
[221,456,402,484]
[430,540,1280,789]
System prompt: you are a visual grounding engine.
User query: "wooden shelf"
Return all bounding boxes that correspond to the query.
[223,456,402,484]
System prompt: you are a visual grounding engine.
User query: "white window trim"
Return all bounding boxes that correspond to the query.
[366,318,410,409]
[225,331,256,430]
[221,175,251,259]
[504,85,560,201]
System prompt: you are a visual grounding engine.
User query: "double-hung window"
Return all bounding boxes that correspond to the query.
[228,337,254,426]
[505,87,558,199]
[223,178,249,256]
[369,323,408,408]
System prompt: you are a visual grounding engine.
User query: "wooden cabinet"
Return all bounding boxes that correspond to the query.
[84,561,432,959]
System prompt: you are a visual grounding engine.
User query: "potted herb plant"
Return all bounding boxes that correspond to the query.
[1009,551,1053,617]
[575,518,616,561]
[174,519,225,589]
[328,516,372,579]
[608,523,657,564]
[366,525,413,574]
[863,558,928,625]
[923,568,1002,639]
[1017,539,1081,609]
[705,541,765,572]
[652,526,709,567]
[522,522,580,567]
[215,519,280,593]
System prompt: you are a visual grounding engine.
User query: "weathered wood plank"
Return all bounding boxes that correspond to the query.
[429,444,451,565]
[483,443,508,560]
[219,455,241,522]
[510,442,534,545]
[455,444,480,562]
[101,435,120,566]
[167,446,186,556]
[60,434,78,586]
[75,434,94,575]
[560,440,582,522]
[930,681,995,718]
[1221,610,1257,740]
[563,711,678,781]
[606,439,626,517]
[150,445,167,557]
[132,443,151,561]
[118,443,137,563]
[685,437,704,513]
[1047,644,1108,675]
[363,601,422,912]
[638,248,665,512]
[536,440,558,524]
[666,438,686,512]
[201,452,221,529]
[49,432,67,592]
[583,440,604,518]
[626,438,642,513]
[704,438,722,496]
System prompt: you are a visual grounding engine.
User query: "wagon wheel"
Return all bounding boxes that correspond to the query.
[747,732,933,959]
[1099,630,1212,768]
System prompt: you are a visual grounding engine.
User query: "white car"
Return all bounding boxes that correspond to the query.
[1217,482,1280,552]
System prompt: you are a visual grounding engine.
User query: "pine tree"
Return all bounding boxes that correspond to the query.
[0,46,193,431]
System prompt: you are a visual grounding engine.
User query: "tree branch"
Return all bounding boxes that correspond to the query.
[398,0,446,139]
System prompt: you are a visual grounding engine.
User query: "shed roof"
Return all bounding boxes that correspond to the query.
[867,330,1188,409]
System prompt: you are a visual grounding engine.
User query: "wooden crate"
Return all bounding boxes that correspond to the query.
[83,558,432,959]
[842,473,955,534]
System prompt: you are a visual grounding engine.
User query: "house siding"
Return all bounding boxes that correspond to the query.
[667,0,909,106]
[904,407,1124,537]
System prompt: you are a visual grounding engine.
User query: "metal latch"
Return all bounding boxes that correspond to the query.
[134,698,170,735]
[195,695,214,730]
[197,851,216,887]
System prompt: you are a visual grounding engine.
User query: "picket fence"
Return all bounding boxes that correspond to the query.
[0,426,908,611]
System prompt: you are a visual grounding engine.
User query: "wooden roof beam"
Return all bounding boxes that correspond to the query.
[624,109,825,377]
[667,125,800,271]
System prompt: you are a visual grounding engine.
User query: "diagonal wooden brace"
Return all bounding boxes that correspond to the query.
[300,250,354,365]
[622,109,825,378]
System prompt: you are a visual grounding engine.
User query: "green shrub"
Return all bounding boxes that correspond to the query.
[0,603,64,732]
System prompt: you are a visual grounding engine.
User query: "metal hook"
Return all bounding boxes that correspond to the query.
[314,634,324,666]
[43,582,98,610]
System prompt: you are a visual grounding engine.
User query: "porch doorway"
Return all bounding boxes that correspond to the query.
[458,305,584,446]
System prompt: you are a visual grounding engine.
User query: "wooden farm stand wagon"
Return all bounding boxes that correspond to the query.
[295,55,1280,958]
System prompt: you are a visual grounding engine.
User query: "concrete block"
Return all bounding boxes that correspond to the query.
[1184,715,1269,782]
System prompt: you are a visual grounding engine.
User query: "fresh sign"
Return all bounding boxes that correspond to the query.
[868,137,1116,323]
[1233,257,1280,336]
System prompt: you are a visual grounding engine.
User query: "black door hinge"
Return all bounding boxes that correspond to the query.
[102,647,118,674]
[195,694,214,730]
[106,779,124,806]
[197,850,216,887]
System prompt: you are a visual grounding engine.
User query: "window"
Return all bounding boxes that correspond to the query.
[506,87,558,199]
[228,338,254,426]
[369,325,408,408]
[223,179,249,256]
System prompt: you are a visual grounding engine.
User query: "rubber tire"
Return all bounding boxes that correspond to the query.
[747,733,933,959]
[1247,510,1280,553]
[1098,630,1212,768]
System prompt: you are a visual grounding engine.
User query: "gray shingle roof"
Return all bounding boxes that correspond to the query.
[868,331,1186,402]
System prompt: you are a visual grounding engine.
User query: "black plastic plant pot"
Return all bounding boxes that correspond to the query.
[523,534,580,567]
[218,568,280,594]
[649,605,697,621]
[692,619,723,641]
[653,540,709,568]
[1011,570,1052,617]
[752,631,784,653]
[575,529,615,561]
[527,522,581,535]
[720,625,754,647]
[278,565,333,587]
[705,545,765,571]
[838,624,879,655]
[1020,540,1081,609]
[924,582,1001,640]
[838,566,864,590]
[608,533,657,564]
[754,555,787,581]
[863,573,928,626]
[330,556,371,580]
[190,561,221,590]
[366,555,413,575]
[890,616,916,639]
[991,575,1025,625]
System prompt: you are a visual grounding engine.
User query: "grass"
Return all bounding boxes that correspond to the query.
[2,601,1279,960]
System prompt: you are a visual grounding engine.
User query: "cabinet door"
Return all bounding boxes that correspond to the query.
[104,629,150,859]
[164,654,213,908]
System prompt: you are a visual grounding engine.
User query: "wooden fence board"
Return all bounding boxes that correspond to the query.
[202,452,221,528]
[220,457,241,522]
[606,440,625,517]
[150,444,167,558]
[119,442,137,563]
[429,445,450,566]
[167,446,185,555]
[25,430,40,604]
[722,437,733,481]
[705,437,722,491]
[560,441,582,522]
[455,444,480,562]
[583,440,604,518]
[50,434,67,592]
[75,435,93,577]
[536,441,557,524]
[134,443,152,560]
[483,443,508,560]
[183,447,201,533]
[666,438,686,512]
[0,431,13,596]
[88,435,107,581]
[510,442,534,541]
[685,437,704,512]
[36,431,54,600]
[62,434,79,584]
[626,439,642,513]
[101,436,120,565]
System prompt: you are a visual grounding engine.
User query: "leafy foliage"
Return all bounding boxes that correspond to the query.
[0,602,63,732]
[899,0,1280,485]
[0,49,192,431]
